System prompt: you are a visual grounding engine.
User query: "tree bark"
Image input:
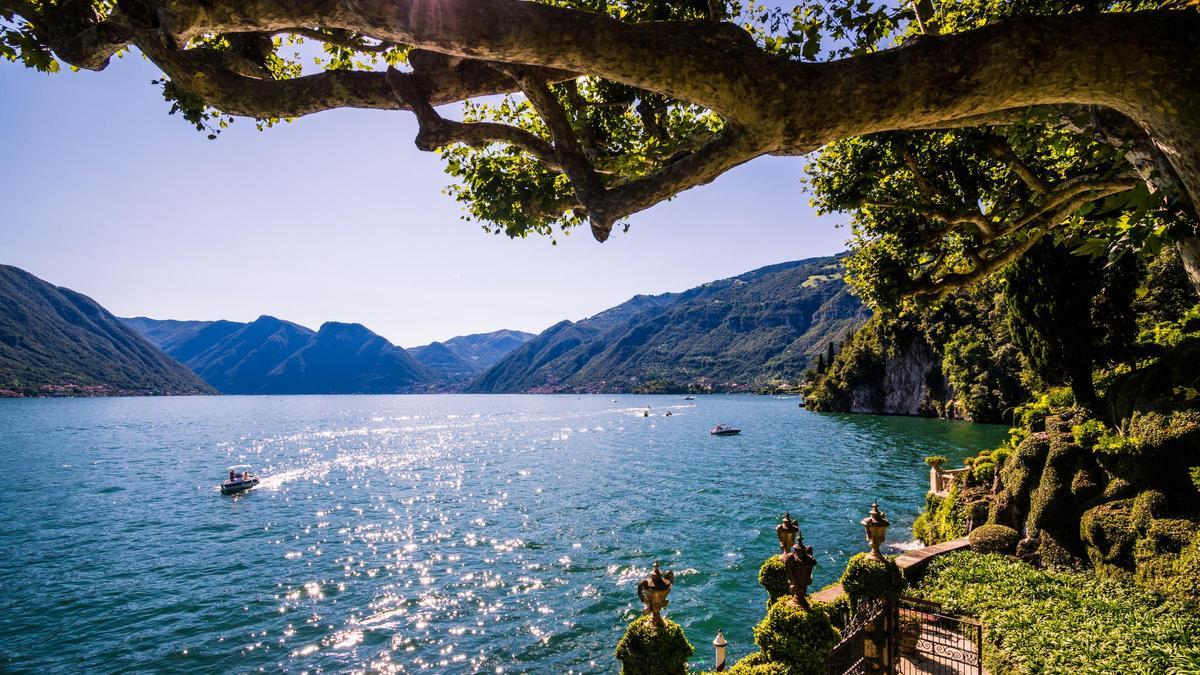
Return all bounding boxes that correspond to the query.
[8,1,1200,240]
[1179,238,1200,299]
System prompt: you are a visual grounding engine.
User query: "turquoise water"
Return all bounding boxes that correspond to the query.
[0,395,1006,673]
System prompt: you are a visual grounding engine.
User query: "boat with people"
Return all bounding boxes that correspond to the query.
[221,464,260,495]
[710,424,741,436]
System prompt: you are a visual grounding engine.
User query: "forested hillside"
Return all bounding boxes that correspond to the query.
[471,256,868,393]
[126,315,438,394]
[0,266,213,396]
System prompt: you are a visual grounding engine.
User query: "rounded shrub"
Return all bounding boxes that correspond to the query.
[991,448,1011,467]
[758,555,789,606]
[1131,490,1167,530]
[912,512,932,545]
[753,598,839,674]
[838,553,904,608]
[614,615,693,675]
[1072,419,1107,449]
[972,461,996,484]
[968,524,1019,554]
[1167,532,1200,611]
[924,455,948,468]
[712,651,790,675]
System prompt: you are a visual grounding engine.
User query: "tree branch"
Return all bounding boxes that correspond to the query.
[512,71,611,237]
[986,136,1050,194]
[385,65,561,170]
[908,178,1137,298]
[278,26,396,53]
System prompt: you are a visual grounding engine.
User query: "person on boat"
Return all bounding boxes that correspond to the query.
[229,469,236,481]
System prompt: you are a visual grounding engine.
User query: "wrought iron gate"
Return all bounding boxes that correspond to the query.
[826,596,982,675]
[826,596,888,675]
[895,596,982,675]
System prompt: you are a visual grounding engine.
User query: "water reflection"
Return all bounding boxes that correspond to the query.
[0,395,1005,673]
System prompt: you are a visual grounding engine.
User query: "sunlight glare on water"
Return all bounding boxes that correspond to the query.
[0,395,1006,673]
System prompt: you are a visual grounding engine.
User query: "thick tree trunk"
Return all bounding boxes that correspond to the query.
[13,1,1200,243]
[1179,238,1200,299]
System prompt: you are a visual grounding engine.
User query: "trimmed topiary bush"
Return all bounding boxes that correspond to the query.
[1167,532,1200,612]
[991,448,1011,468]
[753,599,839,674]
[993,432,1050,523]
[924,455,948,468]
[972,460,996,484]
[614,615,693,675]
[1072,419,1107,449]
[1131,410,1200,454]
[839,553,904,608]
[1130,490,1167,530]
[1080,500,1138,572]
[968,524,1019,554]
[758,555,789,606]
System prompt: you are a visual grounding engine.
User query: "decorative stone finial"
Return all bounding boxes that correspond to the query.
[861,500,891,561]
[776,511,799,554]
[637,561,675,626]
[782,531,817,608]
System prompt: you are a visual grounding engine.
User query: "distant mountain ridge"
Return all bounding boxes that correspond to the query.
[2,257,864,397]
[0,266,213,396]
[124,316,535,394]
[124,315,444,394]
[408,329,536,381]
[469,255,868,393]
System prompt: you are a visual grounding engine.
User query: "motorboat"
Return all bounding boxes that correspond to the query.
[664,410,674,417]
[683,396,696,401]
[221,464,260,495]
[710,424,741,436]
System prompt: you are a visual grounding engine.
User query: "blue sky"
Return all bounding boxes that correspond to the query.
[2,52,847,346]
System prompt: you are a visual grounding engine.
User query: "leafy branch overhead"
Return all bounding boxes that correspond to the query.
[1,0,1198,281]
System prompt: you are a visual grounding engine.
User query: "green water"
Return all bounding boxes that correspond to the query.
[0,394,1006,673]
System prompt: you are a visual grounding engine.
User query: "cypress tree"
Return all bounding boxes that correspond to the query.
[1003,240,1099,407]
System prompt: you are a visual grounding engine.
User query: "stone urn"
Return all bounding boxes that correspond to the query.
[861,501,891,562]
[637,561,674,626]
[776,511,799,555]
[782,533,817,609]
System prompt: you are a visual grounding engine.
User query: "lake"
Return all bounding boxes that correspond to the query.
[0,395,1006,673]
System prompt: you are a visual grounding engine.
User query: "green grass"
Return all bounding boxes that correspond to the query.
[916,551,1200,674]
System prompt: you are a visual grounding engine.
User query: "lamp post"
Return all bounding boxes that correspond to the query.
[782,532,817,609]
[713,629,727,671]
[776,511,799,555]
[861,501,891,562]
[637,561,674,627]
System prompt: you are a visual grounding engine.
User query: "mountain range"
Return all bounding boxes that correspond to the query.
[0,265,213,396]
[408,330,536,380]
[122,316,532,395]
[470,255,868,393]
[1,255,867,396]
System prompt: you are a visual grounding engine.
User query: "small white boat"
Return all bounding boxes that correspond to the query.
[710,424,741,436]
[221,464,260,495]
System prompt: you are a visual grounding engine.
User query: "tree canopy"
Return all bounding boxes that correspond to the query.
[2,0,1198,286]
